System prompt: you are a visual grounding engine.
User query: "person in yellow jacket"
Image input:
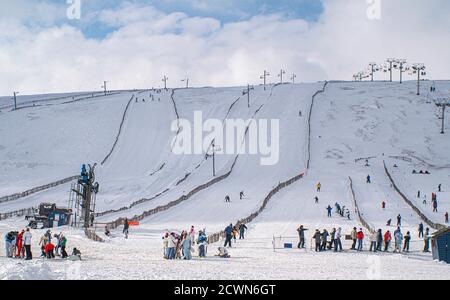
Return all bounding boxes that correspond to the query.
[316,182,322,192]
[232,227,238,243]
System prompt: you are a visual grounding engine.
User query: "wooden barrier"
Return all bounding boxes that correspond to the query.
[383,161,446,230]
[0,175,78,204]
[84,228,105,243]
[101,94,136,165]
[0,207,36,221]
[348,176,376,233]
[207,173,305,244]
[306,81,328,170]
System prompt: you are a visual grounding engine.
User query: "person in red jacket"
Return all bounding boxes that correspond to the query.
[384,230,392,252]
[356,229,364,251]
[381,201,386,210]
[45,243,55,259]
[16,230,24,258]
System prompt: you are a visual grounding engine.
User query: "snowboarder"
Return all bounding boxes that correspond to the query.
[397,214,402,227]
[123,218,130,239]
[239,191,245,200]
[239,224,248,240]
[384,230,392,252]
[313,230,321,252]
[418,223,424,238]
[366,175,371,184]
[316,182,321,192]
[297,225,308,249]
[423,228,431,253]
[224,224,233,248]
[350,227,357,250]
[225,195,231,203]
[403,231,411,252]
[326,205,333,218]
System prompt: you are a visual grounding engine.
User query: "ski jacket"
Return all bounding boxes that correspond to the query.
[23,232,32,245]
[335,228,342,240]
[356,231,364,240]
[384,232,391,242]
[351,230,357,240]
[225,226,233,235]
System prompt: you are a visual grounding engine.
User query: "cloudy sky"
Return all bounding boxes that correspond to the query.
[0,0,449,95]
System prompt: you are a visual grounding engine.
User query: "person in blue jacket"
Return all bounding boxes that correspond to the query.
[224,224,233,248]
[4,232,16,258]
[81,164,88,183]
[197,230,207,257]
[326,205,333,218]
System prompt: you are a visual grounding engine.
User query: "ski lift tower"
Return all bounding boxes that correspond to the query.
[436,97,450,134]
[411,63,426,95]
[68,163,100,228]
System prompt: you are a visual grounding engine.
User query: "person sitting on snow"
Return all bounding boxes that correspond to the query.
[69,248,82,261]
[217,247,230,258]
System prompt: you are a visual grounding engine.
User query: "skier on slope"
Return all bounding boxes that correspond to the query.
[396,214,402,227]
[326,205,333,218]
[438,184,442,192]
[224,224,233,248]
[432,199,438,212]
[316,182,322,192]
[366,175,371,184]
[239,191,245,200]
[445,212,449,223]
[225,195,231,203]
[123,218,130,239]
[239,223,248,240]
[418,223,424,238]
[296,225,308,249]
[314,196,319,204]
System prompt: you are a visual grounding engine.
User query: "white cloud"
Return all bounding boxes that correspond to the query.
[0,0,449,95]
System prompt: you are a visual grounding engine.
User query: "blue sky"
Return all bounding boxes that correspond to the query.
[63,0,324,39]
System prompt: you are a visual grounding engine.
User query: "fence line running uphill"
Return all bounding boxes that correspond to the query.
[348,176,376,233]
[101,94,136,165]
[0,207,36,221]
[383,161,447,230]
[0,175,78,204]
[306,81,329,171]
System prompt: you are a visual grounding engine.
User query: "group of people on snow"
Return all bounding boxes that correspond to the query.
[417,184,448,223]
[224,191,245,203]
[301,224,432,254]
[4,227,81,261]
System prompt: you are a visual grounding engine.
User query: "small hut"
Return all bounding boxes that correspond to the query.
[431,228,450,263]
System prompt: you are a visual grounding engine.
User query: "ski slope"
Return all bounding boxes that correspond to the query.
[0,81,449,280]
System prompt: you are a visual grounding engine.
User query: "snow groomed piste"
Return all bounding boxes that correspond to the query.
[0,81,449,279]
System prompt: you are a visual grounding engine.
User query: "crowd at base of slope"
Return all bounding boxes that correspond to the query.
[4,228,82,261]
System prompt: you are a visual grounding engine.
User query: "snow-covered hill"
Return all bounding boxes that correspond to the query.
[0,81,449,279]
